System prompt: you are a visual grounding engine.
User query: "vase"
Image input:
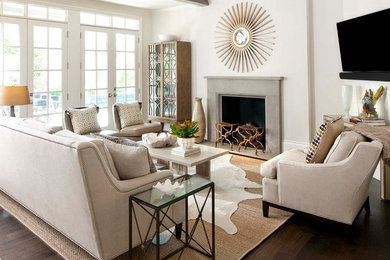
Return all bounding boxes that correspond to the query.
[192,97,206,143]
[341,85,353,119]
[177,137,195,150]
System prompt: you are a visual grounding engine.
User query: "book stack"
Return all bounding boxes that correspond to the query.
[350,117,386,126]
[171,146,201,157]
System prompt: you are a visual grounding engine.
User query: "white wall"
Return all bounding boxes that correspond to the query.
[151,0,312,149]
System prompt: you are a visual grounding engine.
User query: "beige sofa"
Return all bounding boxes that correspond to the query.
[261,131,383,225]
[0,118,183,259]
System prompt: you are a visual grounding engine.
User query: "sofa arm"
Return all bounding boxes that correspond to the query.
[277,141,382,224]
[113,170,173,193]
[261,149,306,179]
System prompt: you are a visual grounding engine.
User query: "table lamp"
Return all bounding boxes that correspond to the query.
[0,86,30,117]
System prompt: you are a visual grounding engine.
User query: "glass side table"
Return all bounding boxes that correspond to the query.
[129,174,215,260]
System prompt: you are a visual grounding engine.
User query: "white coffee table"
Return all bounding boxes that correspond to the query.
[145,144,228,178]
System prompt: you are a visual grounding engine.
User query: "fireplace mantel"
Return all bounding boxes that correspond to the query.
[206,76,283,154]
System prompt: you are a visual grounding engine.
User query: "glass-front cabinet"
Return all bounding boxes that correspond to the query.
[148,41,191,123]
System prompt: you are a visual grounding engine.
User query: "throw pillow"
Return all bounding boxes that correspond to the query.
[55,130,120,180]
[306,117,345,163]
[95,137,151,180]
[116,103,144,129]
[91,133,157,173]
[68,106,101,135]
[324,131,367,163]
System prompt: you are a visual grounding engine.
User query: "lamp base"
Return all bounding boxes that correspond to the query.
[10,105,15,117]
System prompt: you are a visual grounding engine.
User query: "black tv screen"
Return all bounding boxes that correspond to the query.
[337,8,390,72]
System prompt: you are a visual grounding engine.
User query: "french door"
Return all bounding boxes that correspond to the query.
[0,17,27,117]
[81,26,138,129]
[28,20,67,125]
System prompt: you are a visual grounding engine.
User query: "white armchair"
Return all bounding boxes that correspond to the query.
[261,136,383,225]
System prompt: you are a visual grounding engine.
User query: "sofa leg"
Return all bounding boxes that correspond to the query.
[263,201,269,218]
[364,197,370,216]
[175,223,182,239]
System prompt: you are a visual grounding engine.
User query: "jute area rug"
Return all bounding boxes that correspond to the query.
[0,155,291,260]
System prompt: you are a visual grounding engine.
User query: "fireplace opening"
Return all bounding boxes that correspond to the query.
[221,95,266,148]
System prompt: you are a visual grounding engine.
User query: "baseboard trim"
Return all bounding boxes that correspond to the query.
[282,140,309,152]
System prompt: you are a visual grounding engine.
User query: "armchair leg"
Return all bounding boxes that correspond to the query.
[262,201,269,218]
[175,223,183,239]
[364,197,370,216]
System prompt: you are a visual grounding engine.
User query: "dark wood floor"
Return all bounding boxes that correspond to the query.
[0,179,389,260]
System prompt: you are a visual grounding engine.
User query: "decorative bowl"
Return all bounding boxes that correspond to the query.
[158,34,177,42]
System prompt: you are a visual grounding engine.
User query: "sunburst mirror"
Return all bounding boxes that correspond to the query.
[215,2,276,72]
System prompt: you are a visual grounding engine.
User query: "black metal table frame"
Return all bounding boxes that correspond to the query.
[129,182,215,260]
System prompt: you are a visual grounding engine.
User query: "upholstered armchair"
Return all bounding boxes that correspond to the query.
[113,102,162,141]
[261,131,383,225]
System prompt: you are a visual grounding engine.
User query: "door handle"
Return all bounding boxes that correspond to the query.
[113,93,117,97]
[108,93,113,98]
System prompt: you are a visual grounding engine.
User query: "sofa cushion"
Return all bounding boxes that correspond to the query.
[96,138,151,180]
[261,149,307,179]
[18,118,62,134]
[324,131,367,163]
[306,117,344,163]
[119,122,162,137]
[55,130,120,180]
[91,133,157,173]
[116,103,144,129]
[68,106,101,135]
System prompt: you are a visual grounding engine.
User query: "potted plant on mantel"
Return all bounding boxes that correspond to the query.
[170,120,199,150]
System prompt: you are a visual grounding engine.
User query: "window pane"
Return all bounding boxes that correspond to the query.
[49,28,62,48]
[49,71,62,91]
[3,2,25,17]
[49,92,62,113]
[126,88,135,102]
[34,26,47,48]
[96,14,110,27]
[48,113,62,126]
[48,8,66,22]
[34,49,48,70]
[126,52,135,69]
[96,32,107,50]
[4,71,20,85]
[116,33,125,51]
[126,70,135,86]
[97,90,107,107]
[28,5,47,19]
[85,90,96,107]
[98,108,108,127]
[4,23,20,46]
[125,18,139,30]
[97,71,107,89]
[116,70,125,87]
[116,52,125,69]
[85,71,96,89]
[116,88,125,103]
[112,16,125,28]
[49,49,62,70]
[97,51,107,70]
[33,71,47,92]
[85,51,96,69]
[126,34,135,52]
[85,31,96,50]
[33,93,48,115]
[80,12,95,25]
[4,47,20,70]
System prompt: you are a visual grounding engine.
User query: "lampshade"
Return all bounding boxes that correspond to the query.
[0,86,30,106]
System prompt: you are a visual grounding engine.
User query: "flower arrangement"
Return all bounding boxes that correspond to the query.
[361,86,385,118]
[170,120,199,138]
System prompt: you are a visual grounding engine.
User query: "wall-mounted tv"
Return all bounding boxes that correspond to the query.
[337,8,390,73]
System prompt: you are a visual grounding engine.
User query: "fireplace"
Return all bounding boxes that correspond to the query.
[206,76,283,154]
[221,95,266,146]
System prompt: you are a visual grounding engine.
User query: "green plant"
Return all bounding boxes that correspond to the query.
[170,120,199,138]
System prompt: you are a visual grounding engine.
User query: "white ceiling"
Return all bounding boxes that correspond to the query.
[99,0,185,10]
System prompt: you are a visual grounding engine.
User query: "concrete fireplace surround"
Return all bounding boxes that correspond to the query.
[205,76,283,154]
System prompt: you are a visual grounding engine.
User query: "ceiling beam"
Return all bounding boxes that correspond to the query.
[175,0,209,6]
